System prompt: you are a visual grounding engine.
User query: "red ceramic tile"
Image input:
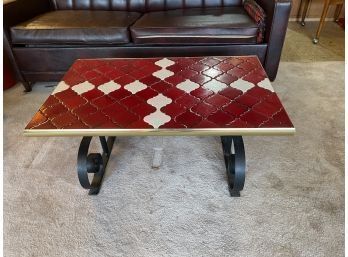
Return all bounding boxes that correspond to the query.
[84,70,100,80]
[89,75,110,86]
[25,111,47,129]
[42,103,68,118]
[97,120,120,129]
[114,75,135,86]
[223,102,249,117]
[178,69,198,79]
[165,74,185,86]
[227,118,252,128]
[140,75,161,86]
[72,103,97,117]
[82,88,104,101]
[190,74,212,85]
[189,63,210,72]
[54,88,77,102]
[227,67,249,78]
[33,120,57,129]
[243,72,266,85]
[175,94,199,109]
[91,95,114,109]
[40,96,59,110]
[253,101,281,117]
[95,64,114,74]
[161,103,186,118]
[162,87,186,101]
[214,62,235,72]
[104,69,125,80]
[51,112,78,128]
[82,111,110,128]
[240,110,268,126]
[128,120,153,129]
[129,69,149,80]
[204,94,230,108]
[167,64,183,73]
[120,95,143,110]
[102,103,127,118]
[63,95,87,110]
[63,120,89,129]
[159,120,186,129]
[63,70,85,86]
[108,88,132,101]
[190,87,214,100]
[175,111,202,127]
[227,57,244,66]
[247,86,272,100]
[237,61,257,71]
[111,109,139,127]
[272,109,293,126]
[207,110,235,126]
[132,103,156,118]
[265,93,283,108]
[151,81,173,92]
[135,87,158,101]
[191,102,218,118]
[194,119,219,128]
[235,94,260,108]
[218,87,243,100]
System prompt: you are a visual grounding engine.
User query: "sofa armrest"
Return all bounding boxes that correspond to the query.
[4,0,53,38]
[254,0,292,80]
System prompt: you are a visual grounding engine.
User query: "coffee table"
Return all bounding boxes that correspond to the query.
[24,56,295,196]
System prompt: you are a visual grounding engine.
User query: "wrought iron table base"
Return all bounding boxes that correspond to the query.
[76,136,246,196]
[77,136,116,195]
[221,136,246,197]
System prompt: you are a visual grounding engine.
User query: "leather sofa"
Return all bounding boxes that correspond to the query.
[4,0,291,92]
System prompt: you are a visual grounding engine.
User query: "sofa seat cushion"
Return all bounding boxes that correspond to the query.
[130,7,259,45]
[11,10,141,45]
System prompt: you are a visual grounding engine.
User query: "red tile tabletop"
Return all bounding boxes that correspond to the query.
[24,56,295,136]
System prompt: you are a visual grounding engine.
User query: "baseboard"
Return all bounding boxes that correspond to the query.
[289,17,336,22]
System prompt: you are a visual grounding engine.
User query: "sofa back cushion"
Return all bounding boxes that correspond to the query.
[51,0,242,12]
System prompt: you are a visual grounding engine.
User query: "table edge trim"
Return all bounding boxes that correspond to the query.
[23,127,296,137]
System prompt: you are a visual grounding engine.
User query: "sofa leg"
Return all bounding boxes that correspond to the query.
[22,81,32,92]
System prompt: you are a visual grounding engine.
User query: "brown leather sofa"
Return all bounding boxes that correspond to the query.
[4,0,291,92]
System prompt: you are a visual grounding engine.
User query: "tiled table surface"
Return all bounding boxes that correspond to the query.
[24,56,295,136]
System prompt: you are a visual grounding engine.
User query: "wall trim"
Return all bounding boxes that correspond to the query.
[289,17,336,22]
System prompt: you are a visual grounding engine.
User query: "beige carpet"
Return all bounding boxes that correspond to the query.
[4,61,344,257]
[282,21,344,62]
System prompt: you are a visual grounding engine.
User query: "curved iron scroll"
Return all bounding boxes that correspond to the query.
[77,136,116,195]
[221,136,246,197]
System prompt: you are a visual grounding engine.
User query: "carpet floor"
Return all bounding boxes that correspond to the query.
[4,61,344,257]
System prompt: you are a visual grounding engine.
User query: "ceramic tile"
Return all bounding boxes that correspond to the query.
[230,79,254,93]
[71,81,95,95]
[176,79,200,93]
[203,79,228,93]
[124,80,147,94]
[98,81,121,94]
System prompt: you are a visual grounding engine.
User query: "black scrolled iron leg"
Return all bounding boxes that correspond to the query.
[77,136,116,195]
[221,136,246,197]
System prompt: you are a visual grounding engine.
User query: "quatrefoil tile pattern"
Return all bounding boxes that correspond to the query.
[25,57,294,131]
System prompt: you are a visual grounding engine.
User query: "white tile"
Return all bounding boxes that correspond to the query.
[203,79,228,93]
[124,80,147,94]
[147,93,172,109]
[155,58,175,68]
[71,81,95,95]
[52,81,69,95]
[144,110,171,128]
[98,81,121,94]
[230,79,254,93]
[257,78,275,92]
[176,79,200,93]
[152,69,174,80]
